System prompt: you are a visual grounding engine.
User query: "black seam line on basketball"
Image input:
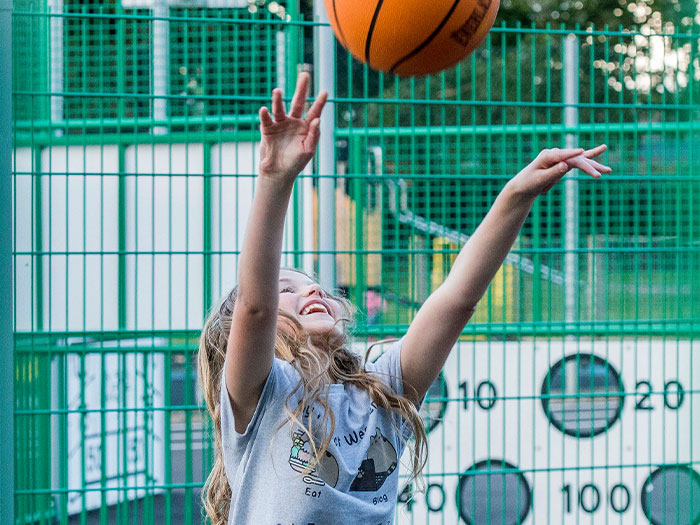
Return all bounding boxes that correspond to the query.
[364,0,385,66]
[389,0,462,74]
[332,0,349,49]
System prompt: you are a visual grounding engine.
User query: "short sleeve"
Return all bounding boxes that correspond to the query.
[365,338,427,440]
[219,360,277,446]
[365,338,405,396]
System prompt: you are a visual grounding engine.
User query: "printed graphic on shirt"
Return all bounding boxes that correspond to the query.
[349,427,397,492]
[288,429,339,488]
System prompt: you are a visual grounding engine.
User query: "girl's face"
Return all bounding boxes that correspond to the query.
[277,269,345,342]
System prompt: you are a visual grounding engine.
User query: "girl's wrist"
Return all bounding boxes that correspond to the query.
[501,180,539,213]
[257,171,296,191]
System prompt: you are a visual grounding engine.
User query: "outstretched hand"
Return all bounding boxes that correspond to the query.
[509,145,612,197]
[258,72,327,182]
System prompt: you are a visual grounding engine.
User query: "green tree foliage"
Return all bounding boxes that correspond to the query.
[499,0,695,29]
[296,0,700,246]
[320,0,699,129]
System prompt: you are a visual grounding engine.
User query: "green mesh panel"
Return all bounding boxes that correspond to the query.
[10,2,700,523]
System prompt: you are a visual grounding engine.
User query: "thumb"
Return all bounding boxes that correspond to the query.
[541,161,570,180]
[540,148,584,167]
[304,118,321,152]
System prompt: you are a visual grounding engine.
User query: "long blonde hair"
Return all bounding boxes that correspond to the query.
[197,269,428,524]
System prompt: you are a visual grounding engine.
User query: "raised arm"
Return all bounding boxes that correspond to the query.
[399,145,611,405]
[225,73,327,432]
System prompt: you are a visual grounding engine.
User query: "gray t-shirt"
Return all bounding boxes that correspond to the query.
[219,338,423,525]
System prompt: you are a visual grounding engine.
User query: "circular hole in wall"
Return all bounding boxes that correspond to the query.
[421,373,448,433]
[641,465,700,525]
[457,459,531,525]
[541,353,624,438]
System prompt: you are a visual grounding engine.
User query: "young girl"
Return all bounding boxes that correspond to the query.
[198,72,611,524]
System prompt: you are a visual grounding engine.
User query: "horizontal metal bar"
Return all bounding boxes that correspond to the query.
[16,482,205,495]
[11,10,700,39]
[14,121,700,147]
[14,90,700,111]
[13,89,275,102]
[12,9,315,27]
[14,345,196,354]
[15,459,700,495]
[335,121,700,137]
[404,460,700,480]
[14,388,700,416]
[13,129,260,147]
[14,328,195,341]
[13,114,259,131]
[11,245,700,256]
[10,170,700,182]
[363,321,700,337]
[13,318,700,342]
[15,404,203,415]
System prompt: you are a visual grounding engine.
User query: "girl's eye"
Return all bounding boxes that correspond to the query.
[280,287,294,294]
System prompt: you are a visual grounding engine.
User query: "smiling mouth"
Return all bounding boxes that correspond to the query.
[300,303,330,316]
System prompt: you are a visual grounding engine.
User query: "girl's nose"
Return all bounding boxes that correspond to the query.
[303,283,325,297]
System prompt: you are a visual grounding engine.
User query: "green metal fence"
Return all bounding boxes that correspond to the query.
[11,0,700,523]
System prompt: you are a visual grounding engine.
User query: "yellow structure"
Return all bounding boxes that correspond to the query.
[431,236,516,326]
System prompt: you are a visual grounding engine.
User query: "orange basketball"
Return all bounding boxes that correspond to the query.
[324,0,500,76]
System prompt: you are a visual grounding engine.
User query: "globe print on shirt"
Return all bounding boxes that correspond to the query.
[287,427,398,492]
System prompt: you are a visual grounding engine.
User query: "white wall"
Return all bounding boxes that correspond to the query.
[39,145,121,332]
[393,338,700,524]
[13,148,36,331]
[15,141,309,331]
[123,143,204,331]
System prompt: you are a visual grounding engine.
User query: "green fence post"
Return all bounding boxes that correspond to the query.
[563,32,579,330]
[0,0,14,523]
[313,0,336,289]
